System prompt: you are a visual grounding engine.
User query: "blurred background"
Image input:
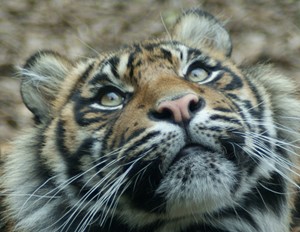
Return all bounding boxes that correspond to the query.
[1,0,300,153]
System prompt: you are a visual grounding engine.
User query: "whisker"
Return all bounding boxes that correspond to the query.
[44,147,127,231]
[242,141,300,191]
[75,149,153,231]
[75,37,101,56]
[258,182,298,195]
[15,175,59,223]
[57,146,155,231]
[0,192,60,199]
[160,12,172,43]
[57,166,121,232]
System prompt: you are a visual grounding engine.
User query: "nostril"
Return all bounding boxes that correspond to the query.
[150,108,173,121]
[189,97,205,114]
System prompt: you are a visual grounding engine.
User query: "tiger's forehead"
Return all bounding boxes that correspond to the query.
[86,40,217,89]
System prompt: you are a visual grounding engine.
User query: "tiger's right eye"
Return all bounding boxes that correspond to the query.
[96,86,125,110]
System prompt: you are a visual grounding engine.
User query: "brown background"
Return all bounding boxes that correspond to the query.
[1,0,300,153]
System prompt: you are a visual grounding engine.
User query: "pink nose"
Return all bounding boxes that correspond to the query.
[156,94,201,123]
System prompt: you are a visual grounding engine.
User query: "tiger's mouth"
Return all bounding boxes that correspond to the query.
[167,129,246,171]
[170,144,215,167]
[169,137,241,169]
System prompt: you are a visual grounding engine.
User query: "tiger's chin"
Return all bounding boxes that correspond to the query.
[156,145,238,218]
[125,145,240,219]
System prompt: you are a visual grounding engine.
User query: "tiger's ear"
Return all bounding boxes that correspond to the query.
[20,50,73,123]
[172,9,232,57]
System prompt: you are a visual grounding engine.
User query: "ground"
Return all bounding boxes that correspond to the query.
[0,0,300,154]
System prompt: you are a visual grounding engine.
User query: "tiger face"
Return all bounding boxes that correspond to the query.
[2,9,300,232]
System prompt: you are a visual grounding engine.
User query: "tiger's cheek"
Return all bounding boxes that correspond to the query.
[59,103,91,153]
[106,103,154,150]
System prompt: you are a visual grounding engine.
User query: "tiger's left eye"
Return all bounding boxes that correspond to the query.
[186,68,208,83]
[100,91,124,107]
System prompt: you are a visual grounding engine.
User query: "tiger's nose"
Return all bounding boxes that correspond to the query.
[153,94,204,123]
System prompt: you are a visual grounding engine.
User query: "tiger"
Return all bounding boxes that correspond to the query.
[1,8,300,232]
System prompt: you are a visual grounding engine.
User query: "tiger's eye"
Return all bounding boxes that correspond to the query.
[187,68,208,83]
[100,91,124,107]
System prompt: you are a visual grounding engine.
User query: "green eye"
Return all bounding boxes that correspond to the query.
[100,91,124,107]
[187,68,208,83]
[98,86,125,108]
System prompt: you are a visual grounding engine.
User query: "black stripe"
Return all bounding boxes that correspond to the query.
[118,127,147,148]
[160,48,173,64]
[124,156,165,214]
[225,94,253,130]
[78,115,106,126]
[89,72,110,86]
[98,109,122,150]
[245,155,261,176]
[243,70,266,121]
[128,57,135,80]
[242,99,261,119]
[215,67,244,91]
[179,50,183,60]
[143,43,156,51]
[217,206,259,231]
[70,138,103,200]
[187,48,202,60]
[121,131,160,159]
[107,56,120,79]
[213,107,232,112]
[79,61,96,82]
[209,114,242,125]
[56,119,99,197]
[219,172,286,232]
[33,127,56,185]
[55,119,82,188]
[251,172,286,216]
[56,119,71,156]
[68,61,95,99]
[127,49,138,80]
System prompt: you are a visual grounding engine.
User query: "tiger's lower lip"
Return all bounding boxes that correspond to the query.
[170,144,214,167]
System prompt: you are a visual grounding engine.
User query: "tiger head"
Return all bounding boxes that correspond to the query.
[5,9,300,232]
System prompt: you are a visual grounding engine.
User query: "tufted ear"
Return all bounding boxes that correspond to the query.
[172,9,232,57]
[20,50,73,124]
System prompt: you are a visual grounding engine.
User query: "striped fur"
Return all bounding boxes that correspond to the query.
[1,9,300,232]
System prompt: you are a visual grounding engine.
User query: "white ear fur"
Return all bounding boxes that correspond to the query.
[20,51,73,123]
[172,9,232,57]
